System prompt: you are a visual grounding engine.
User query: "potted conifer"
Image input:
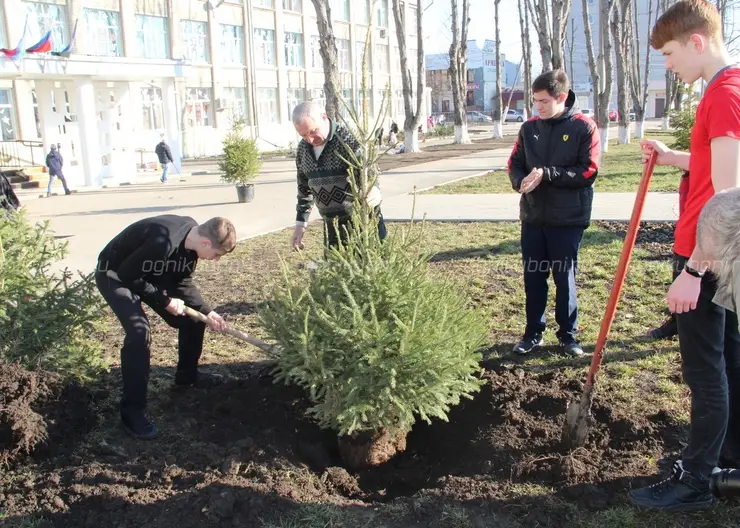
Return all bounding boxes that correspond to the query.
[218,121,262,203]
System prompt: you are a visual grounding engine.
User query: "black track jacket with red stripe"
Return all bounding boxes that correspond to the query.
[507,90,600,228]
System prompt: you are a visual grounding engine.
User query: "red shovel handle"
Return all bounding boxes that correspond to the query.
[585,150,658,387]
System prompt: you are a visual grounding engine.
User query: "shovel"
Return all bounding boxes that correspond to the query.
[105,270,281,357]
[561,150,658,450]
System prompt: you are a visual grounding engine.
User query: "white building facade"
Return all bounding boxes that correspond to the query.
[0,0,425,188]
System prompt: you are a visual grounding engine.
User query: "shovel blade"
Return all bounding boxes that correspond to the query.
[561,386,595,450]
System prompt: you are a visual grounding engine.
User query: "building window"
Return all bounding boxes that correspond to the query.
[286,88,306,120]
[135,15,169,59]
[0,89,17,140]
[181,20,209,62]
[331,0,350,21]
[375,44,388,72]
[221,24,244,64]
[255,0,274,7]
[24,1,68,51]
[357,0,370,25]
[282,0,302,11]
[256,88,278,124]
[222,87,249,125]
[185,88,213,128]
[141,87,164,131]
[254,28,276,66]
[284,32,304,68]
[83,9,121,57]
[337,38,350,71]
[409,7,418,34]
[375,0,388,27]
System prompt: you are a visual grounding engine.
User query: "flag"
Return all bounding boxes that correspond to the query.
[25,31,52,54]
[0,17,29,62]
[52,19,78,58]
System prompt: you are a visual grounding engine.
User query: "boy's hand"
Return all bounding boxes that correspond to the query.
[640,139,672,166]
[206,311,227,332]
[292,224,306,250]
[519,168,543,194]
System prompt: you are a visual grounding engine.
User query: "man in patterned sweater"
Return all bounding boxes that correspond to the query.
[290,101,386,249]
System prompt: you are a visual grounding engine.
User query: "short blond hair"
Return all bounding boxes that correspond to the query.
[198,217,236,252]
[651,0,722,49]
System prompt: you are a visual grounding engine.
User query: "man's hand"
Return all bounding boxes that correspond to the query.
[166,297,185,316]
[640,139,673,166]
[206,311,227,332]
[519,168,543,194]
[667,271,702,314]
[292,224,306,250]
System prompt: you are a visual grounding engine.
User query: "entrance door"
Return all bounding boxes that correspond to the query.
[655,98,665,118]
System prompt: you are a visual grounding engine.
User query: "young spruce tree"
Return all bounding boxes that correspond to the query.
[260,20,487,469]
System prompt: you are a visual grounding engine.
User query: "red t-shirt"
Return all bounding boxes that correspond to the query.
[676,68,740,257]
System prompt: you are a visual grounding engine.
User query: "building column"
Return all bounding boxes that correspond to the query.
[162,78,183,172]
[34,81,58,154]
[119,0,136,57]
[74,79,102,187]
[3,0,24,44]
[66,0,86,53]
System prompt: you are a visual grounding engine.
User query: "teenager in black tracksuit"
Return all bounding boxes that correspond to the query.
[508,69,601,357]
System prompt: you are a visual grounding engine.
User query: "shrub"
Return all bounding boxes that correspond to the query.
[669,91,698,152]
[218,123,262,186]
[0,211,107,381]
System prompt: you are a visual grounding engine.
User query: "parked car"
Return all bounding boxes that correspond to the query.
[466,111,493,123]
[581,108,594,118]
[505,109,524,122]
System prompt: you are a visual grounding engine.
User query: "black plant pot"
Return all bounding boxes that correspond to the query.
[236,183,255,203]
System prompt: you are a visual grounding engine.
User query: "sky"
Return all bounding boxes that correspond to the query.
[421,0,538,68]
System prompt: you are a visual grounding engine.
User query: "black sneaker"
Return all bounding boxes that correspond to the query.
[121,410,159,440]
[559,338,584,357]
[630,461,715,511]
[512,333,543,355]
[648,316,678,340]
[173,370,224,388]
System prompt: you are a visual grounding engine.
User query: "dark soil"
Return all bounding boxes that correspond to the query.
[0,221,697,527]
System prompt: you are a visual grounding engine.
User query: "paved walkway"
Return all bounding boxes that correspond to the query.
[18,146,678,275]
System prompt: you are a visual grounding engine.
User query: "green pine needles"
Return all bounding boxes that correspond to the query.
[261,33,487,442]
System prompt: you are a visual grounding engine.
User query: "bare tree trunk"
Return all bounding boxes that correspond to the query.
[519,0,533,118]
[391,0,425,152]
[311,0,342,121]
[611,0,631,144]
[582,0,615,151]
[629,0,653,138]
[492,0,503,138]
[550,0,571,71]
[449,0,471,143]
[566,17,576,83]
[527,0,553,71]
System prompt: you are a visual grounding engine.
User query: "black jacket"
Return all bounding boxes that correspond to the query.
[97,215,212,315]
[155,141,174,164]
[1,171,20,213]
[508,90,600,227]
[46,150,63,175]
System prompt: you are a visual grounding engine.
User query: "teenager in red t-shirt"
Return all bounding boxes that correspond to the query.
[630,0,740,512]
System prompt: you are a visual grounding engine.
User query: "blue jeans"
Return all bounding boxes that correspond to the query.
[674,253,740,479]
[521,222,585,341]
[47,172,70,195]
[160,163,169,182]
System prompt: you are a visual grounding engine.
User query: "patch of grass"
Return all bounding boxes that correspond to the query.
[260,503,371,528]
[421,130,682,194]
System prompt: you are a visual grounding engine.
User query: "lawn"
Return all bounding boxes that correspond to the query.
[422,130,684,195]
[2,220,739,528]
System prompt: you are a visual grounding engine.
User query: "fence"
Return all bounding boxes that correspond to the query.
[0,140,45,168]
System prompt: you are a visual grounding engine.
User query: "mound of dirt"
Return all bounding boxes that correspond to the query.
[0,363,99,466]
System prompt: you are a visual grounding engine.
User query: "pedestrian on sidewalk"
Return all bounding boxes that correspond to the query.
[629,0,740,512]
[95,215,236,440]
[507,68,600,358]
[290,101,385,250]
[45,143,71,197]
[155,134,174,184]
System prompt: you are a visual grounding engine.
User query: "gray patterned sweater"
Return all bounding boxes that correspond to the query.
[294,120,379,224]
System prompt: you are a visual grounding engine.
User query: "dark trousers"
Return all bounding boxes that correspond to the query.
[95,272,206,413]
[521,222,585,341]
[673,253,740,479]
[323,207,387,248]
